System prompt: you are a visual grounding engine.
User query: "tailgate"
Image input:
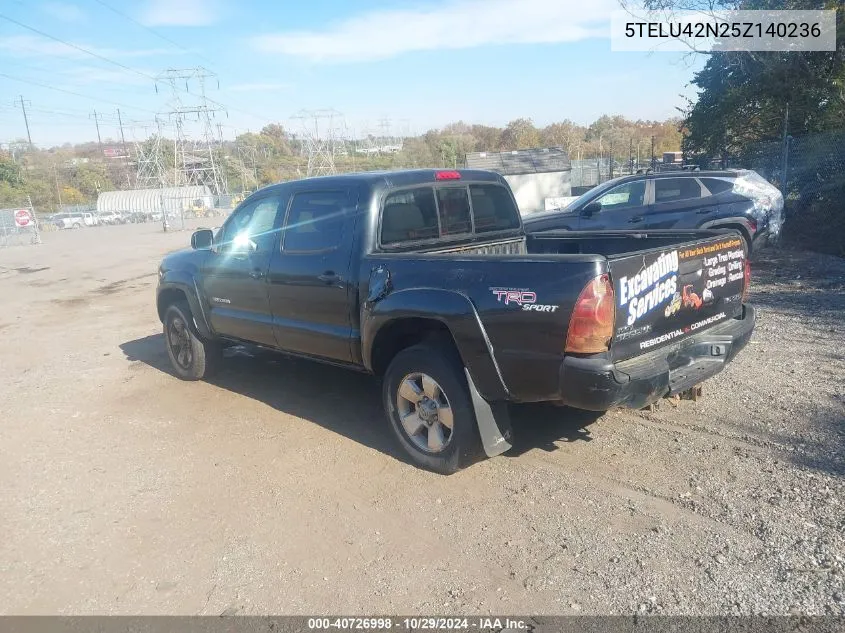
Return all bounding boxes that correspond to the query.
[609,234,747,361]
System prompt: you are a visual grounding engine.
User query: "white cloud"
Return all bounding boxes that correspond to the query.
[41,2,86,23]
[251,0,615,63]
[0,35,180,59]
[139,0,219,27]
[228,82,292,92]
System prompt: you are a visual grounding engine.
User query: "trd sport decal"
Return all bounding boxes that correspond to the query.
[490,287,559,313]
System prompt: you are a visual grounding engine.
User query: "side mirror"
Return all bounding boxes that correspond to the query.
[191,229,214,250]
[582,201,602,216]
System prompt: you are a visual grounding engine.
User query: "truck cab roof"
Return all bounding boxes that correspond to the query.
[248,168,507,197]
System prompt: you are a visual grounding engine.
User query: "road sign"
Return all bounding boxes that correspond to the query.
[14,209,32,228]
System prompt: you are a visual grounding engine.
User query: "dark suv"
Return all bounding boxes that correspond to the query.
[523,169,783,252]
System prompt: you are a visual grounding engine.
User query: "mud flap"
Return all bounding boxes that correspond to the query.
[464,368,513,457]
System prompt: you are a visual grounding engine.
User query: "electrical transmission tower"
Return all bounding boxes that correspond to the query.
[291,109,344,177]
[236,144,259,190]
[134,118,167,189]
[156,67,229,195]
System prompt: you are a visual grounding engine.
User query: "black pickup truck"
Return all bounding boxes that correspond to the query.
[156,169,755,473]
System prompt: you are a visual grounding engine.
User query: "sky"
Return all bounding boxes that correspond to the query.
[0,0,706,147]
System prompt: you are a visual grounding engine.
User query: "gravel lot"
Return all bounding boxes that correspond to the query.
[0,223,843,615]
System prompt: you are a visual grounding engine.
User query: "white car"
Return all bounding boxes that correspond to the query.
[98,211,124,225]
[50,212,98,229]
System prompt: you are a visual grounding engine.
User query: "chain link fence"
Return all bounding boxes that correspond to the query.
[0,201,41,248]
[156,194,237,231]
[711,129,845,255]
[571,149,683,194]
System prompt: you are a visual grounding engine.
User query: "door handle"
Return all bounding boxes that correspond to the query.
[318,272,341,284]
[629,216,644,223]
[249,269,265,279]
[697,208,714,214]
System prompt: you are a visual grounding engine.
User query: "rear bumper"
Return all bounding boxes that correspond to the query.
[558,304,756,411]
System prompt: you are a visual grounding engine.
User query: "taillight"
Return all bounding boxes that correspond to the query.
[743,259,751,302]
[565,274,615,354]
[435,170,461,180]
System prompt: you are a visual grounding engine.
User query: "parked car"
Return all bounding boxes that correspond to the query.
[156,169,754,473]
[523,170,784,253]
[126,211,150,223]
[49,211,98,229]
[98,210,125,225]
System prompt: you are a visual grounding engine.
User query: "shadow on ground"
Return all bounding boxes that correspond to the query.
[120,334,599,466]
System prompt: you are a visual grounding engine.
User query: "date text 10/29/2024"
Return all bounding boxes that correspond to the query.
[308,617,528,631]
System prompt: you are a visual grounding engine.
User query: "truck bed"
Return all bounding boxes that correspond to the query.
[418,228,748,363]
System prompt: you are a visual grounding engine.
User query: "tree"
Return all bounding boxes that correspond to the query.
[61,186,85,205]
[500,118,540,150]
[625,0,845,156]
[541,120,584,154]
[72,162,112,198]
[469,125,504,151]
[258,123,293,156]
[0,156,23,186]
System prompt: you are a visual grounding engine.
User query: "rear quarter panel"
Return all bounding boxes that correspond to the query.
[360,254,605,402]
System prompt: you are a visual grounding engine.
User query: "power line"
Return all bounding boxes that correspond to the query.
[89,0,221,69]
[0,14,275,130]
[0,13,273,125]
[0,72,158,115]
[0,13,156,83]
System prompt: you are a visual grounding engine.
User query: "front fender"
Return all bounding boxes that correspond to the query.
[157,271,214,340]
[362,287,508,402]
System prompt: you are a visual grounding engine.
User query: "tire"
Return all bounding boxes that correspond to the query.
[72,223,81,229]
[163,300,220,380]
[382,343,482,474]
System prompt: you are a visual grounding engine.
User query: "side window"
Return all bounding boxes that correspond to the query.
[700,178,733,195]
[282,190,348,253]
[470,184,520,232]
[380,183,522,246]
[381,187,439,245]
[654,178,702,204]
[595,180,646,210]
[219,195,282,252]
[436,187,472,235]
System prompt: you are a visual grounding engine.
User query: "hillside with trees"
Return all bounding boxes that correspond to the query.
[0,115,682,213]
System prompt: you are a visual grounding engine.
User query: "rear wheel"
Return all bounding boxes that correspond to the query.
[72,222,81,229]
[382,343,482,474]
[163,300,220,380]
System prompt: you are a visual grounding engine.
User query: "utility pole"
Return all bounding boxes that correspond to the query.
[609,140,614,179]
[116,109,127,156]
[650,136,655,171]
[629,138,634,175]
[15,96,33,150]
[91,110,102,150]
[53,164,63,209]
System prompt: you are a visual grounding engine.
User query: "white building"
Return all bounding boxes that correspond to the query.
[465,147,573,215]
[97,186,213,216]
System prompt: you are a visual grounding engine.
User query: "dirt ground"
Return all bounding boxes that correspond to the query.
[1,222,843,616]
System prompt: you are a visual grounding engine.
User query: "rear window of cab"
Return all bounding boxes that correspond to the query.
[380,183,520,247]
